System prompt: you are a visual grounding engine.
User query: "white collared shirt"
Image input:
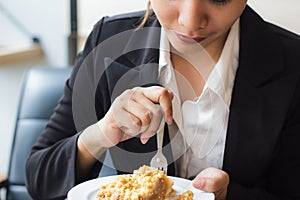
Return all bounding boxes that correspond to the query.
[158,19,240,178]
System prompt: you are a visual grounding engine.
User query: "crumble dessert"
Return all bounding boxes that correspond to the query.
[96,165,193,200]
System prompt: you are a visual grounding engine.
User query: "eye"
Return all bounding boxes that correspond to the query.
[210,0,230,6]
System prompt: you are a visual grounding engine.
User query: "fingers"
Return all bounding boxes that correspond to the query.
[140,104,163,144]
[192,168,229,200]
[142,86,174,124]
[108,86,173,144]
[116,100,152,135]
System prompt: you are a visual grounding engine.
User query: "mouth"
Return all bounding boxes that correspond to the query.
[175,33,206,44]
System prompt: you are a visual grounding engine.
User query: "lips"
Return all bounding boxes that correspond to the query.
[175,33,206,43]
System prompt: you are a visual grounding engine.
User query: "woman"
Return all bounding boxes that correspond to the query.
[26,0,300,199]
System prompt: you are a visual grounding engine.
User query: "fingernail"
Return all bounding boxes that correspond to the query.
[141,138,149,144]
[167,116,173,125]
[193,178,204,189]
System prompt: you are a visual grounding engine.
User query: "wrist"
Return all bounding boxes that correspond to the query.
[78,123,108,159]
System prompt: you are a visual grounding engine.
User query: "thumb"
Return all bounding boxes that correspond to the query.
[192,168,230,199]
[192,176,210,191]
[193,176,204,189]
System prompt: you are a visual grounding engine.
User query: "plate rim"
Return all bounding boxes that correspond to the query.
[67,175,214,200]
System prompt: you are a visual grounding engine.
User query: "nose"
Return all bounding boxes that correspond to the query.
[178,0,208,31]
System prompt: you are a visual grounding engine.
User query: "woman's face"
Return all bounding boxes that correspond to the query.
[150,0,247,55]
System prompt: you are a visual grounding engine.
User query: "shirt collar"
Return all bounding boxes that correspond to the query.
[206,18,240,105]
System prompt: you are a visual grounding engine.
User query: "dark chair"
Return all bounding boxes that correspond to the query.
[0,66,72,200]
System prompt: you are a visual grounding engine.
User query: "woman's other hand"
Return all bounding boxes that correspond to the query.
[98,86,174,147]
[193,167,229,200]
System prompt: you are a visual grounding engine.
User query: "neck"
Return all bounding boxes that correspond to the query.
[169,31,229,99]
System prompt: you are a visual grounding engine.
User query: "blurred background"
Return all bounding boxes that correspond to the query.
[0,0,300,197]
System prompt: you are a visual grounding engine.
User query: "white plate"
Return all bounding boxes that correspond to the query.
[68,175,214,200]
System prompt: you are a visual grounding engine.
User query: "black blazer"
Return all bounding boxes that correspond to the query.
[26,5,300,200]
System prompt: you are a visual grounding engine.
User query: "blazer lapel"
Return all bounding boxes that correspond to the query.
[237,6,285,87]
[223,6,290,183]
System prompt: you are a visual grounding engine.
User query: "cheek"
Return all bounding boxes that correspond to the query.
[209,3,246,32]
[211,12,241,34]
[215,17,236,33]
[151,1,177,28]
[156,14,175,29]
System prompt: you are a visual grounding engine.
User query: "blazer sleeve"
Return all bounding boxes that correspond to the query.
[25,18,106,200]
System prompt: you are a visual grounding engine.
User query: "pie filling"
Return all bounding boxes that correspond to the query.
[96,165,193,200]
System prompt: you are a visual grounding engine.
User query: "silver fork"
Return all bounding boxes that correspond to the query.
[150,112,168,174]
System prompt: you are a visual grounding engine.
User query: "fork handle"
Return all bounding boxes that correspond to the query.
[157,115,165,150]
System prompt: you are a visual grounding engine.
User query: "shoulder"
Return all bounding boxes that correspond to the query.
[242,6,300,47]
[267,22,300,47]
[81,10,159,51]
[267,23,300,40]
[239,6,300,86]
[246,6,300,66]
[90,10,147,42]
[76,10,149,60]
[70,11,148,84]
[267,23,300,68]
[101,10,146,24]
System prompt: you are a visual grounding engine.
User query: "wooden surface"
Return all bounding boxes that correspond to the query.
[0,43,43,66]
